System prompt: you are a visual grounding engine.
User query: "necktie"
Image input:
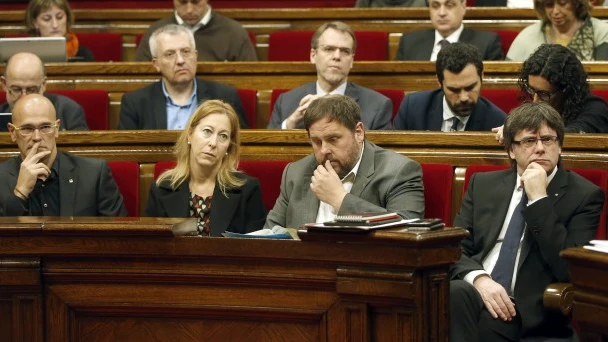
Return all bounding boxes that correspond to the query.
[439,39,450,49]
[491,191,528,294]
[450,117,460,132]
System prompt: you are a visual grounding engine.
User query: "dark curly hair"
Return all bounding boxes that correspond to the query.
[518,44,589,126]
[435,42,483,85]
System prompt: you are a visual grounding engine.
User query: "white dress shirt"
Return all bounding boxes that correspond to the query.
[430,24,464,61]
[441,96,471,132]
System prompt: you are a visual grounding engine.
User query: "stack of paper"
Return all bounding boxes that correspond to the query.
[583,240,608,254]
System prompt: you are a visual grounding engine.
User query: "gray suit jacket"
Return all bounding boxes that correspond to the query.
[0,151,128,217]
[396,28,504,61]
[267,82,392,130]
[264,141,424,229]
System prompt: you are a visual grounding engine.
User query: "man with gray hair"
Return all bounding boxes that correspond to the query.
[0,52,88,131]
[264,94,424,229]
[119,24,248,130]
[267,21,392,130]
[135,0,256,62]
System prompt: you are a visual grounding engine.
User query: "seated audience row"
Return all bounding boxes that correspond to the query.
[0,91,603,341]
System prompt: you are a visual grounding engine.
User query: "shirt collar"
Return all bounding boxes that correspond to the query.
[161,79,198,106]
[441,95,471,128]
[341,142,365,182]
[434,24,464,46]
[174,5,212,31]
[316,81,347,96]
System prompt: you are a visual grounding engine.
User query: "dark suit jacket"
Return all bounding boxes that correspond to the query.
[145,173,266,236]
[118,78,248,130]
[267,82,392,130]
[264,141,424,229]
[451,168,604,339]
[0,151,128,217]
[392,89,506,131]
[396,28,504,61]
[0,93,89,132]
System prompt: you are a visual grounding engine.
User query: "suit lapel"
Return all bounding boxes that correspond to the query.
[428,92,445,130]
[58,153,78,216]
[299,161,320,224]
[458,28,474,44]
[152,82,168,129]
[418,30,435,60]
[160,181,190,218]
[7,158,19,194]
[349,141,374,197]
[518,168,568,269]
[465,103,485,130]
[482,171,518,258]
[344,83,360,103]
[209,185,241,237]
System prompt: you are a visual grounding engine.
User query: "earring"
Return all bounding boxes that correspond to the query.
[225,152,228,156]
[187,140,191,145]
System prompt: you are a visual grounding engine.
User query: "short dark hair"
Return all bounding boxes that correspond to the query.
[435,42,483,85]
[534,0,591,23]
[311,21,357,54]
[518,44,589,126]
[504,102,565,168]
[304,95,362,132]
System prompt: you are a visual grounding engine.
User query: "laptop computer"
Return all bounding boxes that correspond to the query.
[0,113,12,132]
[0,37,67,63]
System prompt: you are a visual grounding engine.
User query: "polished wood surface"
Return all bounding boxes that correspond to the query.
[561,247,608,341]
[0,130,606,221]
[2,7,607,60]
[0,217,468,341]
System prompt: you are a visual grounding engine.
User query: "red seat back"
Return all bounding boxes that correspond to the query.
[421,163,454,226]
[375,89,405,120]
[154,160,290,211]
[481,89,520,114]
[108,161,140,217]
[77,32,123,62]
[495,30,519,57]
[268,31,388,61]
[237,89,257,128]
[0,90,109,130]
[463,165,607,239]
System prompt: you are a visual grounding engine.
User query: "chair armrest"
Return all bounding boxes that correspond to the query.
[543,282,574,317]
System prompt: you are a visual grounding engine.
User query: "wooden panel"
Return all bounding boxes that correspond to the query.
[0,217,468,342]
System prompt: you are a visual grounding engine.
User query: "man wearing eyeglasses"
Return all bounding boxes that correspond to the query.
[0,94,127,217]
[134,0,256,62]
[0,52,88,131]
[493,44,608,142]
[267,21,392,130]
[450,102,604,341]
[119,24,248,130]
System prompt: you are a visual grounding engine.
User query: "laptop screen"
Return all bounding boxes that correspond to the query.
[0,37,67,63]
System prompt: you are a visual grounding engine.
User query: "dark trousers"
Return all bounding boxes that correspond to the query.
[450,279,522,342]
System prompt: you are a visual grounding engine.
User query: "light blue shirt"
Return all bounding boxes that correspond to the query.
[162,81,198,130]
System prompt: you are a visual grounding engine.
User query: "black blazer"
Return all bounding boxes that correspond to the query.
[451,168,604,339]
[392,89,506,131]
[145,173,266,236]
[396,28,504,61]
[118,78,249,130]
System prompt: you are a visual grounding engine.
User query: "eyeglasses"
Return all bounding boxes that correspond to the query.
[161,48,195,61]
[7,86,41,97]
[513,136,558,149]
[317,45,353,57]
[9,123,58,136]
[524,84,559,102]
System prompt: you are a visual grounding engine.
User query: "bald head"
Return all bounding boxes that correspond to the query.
[12,93,56,124]
[1,52,46,109]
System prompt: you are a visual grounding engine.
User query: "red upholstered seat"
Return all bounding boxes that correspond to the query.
[592,89,608,103]
[47,90,109,130]
[237,89,257,128]
[463,165,607,239]
[481,89,520,114]
[154,160,290,212]
[421,163,454,226]
[107,161,140,217]
[268,31,388,61]
[77,32,123,62]
[495,30,520,57]
[0,90,109,130]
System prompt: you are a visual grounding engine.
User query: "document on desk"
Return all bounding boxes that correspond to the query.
[583,240,608,254]
[302,219,417,232]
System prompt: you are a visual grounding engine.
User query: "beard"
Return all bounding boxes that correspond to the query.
[319,145,361,179]
[447,100,475,117]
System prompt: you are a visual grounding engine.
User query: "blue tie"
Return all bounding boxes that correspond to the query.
[450,117,460,132]
[491,190,528,294]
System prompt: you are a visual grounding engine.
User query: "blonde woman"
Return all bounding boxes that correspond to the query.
[145,100,266,236]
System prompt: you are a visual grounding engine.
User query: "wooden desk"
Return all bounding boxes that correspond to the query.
[561,247,608,341]
[0,217,467,341]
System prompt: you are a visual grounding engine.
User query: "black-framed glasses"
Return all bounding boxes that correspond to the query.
[513,136,558,149]
[7,85,41,96]
[524,83,559,102]
[8,123,58,136]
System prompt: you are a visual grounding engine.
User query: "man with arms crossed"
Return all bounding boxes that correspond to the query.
[120,24,248,130]
[265,95,424,229]
[0,52,88,131]
[0,94,127,216]
[267,22,392,130]
[450,102,604,341]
